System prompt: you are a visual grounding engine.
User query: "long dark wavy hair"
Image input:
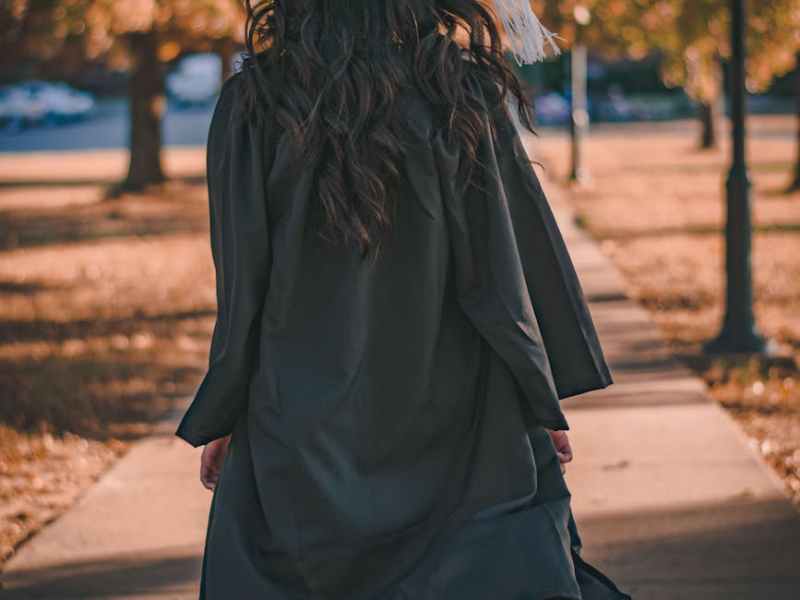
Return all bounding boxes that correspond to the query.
[238,0,536,260]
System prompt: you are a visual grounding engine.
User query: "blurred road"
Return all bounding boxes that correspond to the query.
[0,100,215,153]
[2,101,795,154]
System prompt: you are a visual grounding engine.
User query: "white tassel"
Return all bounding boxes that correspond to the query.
[493,0,561,65]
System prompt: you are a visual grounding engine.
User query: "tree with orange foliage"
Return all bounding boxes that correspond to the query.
[535,0,800,156]
[4,0,244,192]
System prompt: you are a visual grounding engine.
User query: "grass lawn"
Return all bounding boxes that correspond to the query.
[0,149,217,564]
[532,115,800,507]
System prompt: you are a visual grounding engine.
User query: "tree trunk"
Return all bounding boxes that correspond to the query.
[120,30,165,193]
[789,56,800,192]
[694,55,723,151]
[698,99,718,149]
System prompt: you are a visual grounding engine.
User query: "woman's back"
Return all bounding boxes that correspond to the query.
[175,2,629,598]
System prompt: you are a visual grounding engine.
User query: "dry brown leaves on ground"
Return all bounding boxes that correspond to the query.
[0,426,126,563]
[0,149,217,565]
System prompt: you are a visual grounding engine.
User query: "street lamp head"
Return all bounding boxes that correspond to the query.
[574,5,592,27]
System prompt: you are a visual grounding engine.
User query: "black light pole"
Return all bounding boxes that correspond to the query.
[704,0,769,354]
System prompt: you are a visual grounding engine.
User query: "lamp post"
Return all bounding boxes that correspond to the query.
[703,0,769,354]
[569,5,591,184]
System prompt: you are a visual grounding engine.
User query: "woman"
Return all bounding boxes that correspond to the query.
[175,1,632,599]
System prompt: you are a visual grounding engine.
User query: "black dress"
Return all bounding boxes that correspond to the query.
[175,66,632,600]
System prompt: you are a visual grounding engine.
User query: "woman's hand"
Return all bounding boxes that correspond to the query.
[200,434,231,491]
[547,429,573,474]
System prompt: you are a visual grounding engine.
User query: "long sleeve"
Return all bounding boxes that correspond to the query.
[175,73,273,447]
[436,71,612,431]
[492,93,613,401]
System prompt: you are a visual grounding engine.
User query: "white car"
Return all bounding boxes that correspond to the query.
[167,53,223,107]
[38,81,96,122]
[0,86,45,128]
[534,92,570,126]
[0,80,95,129]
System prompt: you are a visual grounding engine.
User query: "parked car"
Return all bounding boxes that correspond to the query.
[0,85,45,129]
[592,88,637,123]
[0,80,95,129]
[533,92,570,126]
[167,53,222,107]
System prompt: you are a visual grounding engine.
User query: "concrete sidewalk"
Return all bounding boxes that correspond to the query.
[542,176,800,599]
[2,161,799,600]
